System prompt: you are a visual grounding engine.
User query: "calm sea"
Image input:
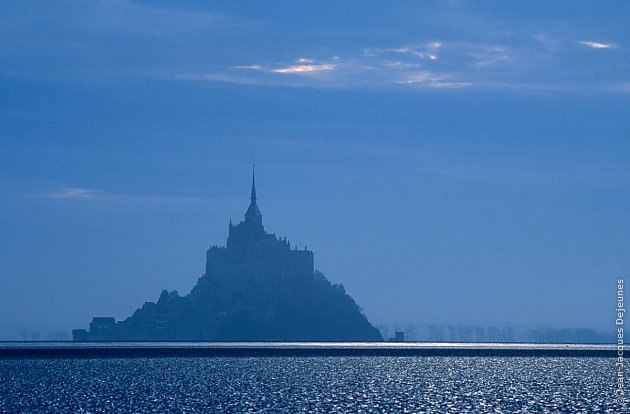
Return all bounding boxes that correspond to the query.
[0,343,626,413]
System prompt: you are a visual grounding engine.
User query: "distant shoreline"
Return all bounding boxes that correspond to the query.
[0,342,617,358]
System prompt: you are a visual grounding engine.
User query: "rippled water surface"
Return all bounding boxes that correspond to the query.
[0,357,626,413]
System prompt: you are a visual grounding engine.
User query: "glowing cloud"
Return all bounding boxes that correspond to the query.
[273,64,336,74]
[578,41,616,49]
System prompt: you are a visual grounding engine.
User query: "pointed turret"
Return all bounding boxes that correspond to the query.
[244,165,263,225]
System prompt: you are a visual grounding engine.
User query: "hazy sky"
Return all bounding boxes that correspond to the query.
[1,1,629,338]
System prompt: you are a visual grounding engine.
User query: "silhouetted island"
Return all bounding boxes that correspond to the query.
[73,170,383,341]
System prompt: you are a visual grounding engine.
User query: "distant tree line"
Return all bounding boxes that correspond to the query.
[376,324,613,343]
[20,331,69,341]
[526,327,606,343]
[427,325,514,342]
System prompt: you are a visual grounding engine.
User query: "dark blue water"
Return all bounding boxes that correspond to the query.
[0,356,625,413]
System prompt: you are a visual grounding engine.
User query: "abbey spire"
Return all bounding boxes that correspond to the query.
[250,165,257,202]
[244,165,262,225]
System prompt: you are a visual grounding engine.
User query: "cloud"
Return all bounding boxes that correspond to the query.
[577,41,616,49]
[273,64,336,74]
[4,1,628,95]
[175,35,627,94]
[464,45,511,67]
[426,81,473,89]
[396,72,447,84]
[232,65,262,70]
[175,72,268,85]
[397,72,472,89]
[47,188,99,199]
[385,42,443,61]
[383,41,512,68]
[382,61,422,69]
[178,48,471,89]
[44,187,217,206]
